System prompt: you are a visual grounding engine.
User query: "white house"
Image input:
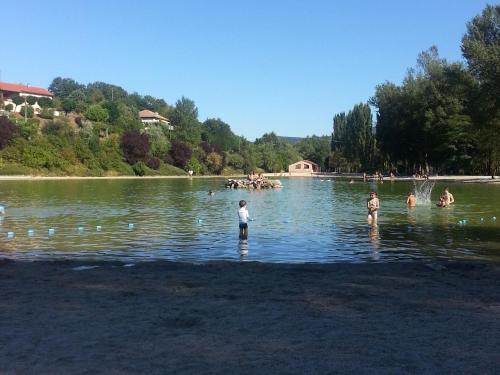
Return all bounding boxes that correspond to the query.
[0,82,53,114]
[138,110,173,130]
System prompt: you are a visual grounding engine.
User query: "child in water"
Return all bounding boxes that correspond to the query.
[367,191,380,223]
[238,200,250,238]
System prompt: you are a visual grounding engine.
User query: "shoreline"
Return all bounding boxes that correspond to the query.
[0,174,497,182]
[1,258,499,374]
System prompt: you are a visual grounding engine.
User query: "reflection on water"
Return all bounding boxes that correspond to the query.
[238,238,249,258]
[0,178,499,263]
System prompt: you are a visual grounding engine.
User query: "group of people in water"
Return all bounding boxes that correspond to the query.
[246,171,267,189]
[367,187,455,224]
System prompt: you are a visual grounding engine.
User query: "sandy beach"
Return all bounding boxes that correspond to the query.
[1,259,499,374]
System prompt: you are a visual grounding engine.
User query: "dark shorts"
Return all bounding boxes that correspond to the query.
[239,223,248,229]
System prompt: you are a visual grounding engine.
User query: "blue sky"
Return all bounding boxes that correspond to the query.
[0,0,491,140]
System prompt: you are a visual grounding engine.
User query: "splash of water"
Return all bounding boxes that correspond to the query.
[413,180,435,205]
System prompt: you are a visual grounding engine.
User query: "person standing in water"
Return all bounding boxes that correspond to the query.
[367,192,380,224]
[406,192,417,207]
[238,200,250,238]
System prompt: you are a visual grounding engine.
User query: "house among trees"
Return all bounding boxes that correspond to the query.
[0,82,53,114]
[139,109,173,130]
[288,160,320,174]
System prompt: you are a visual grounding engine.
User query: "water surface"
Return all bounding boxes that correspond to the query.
[0,178,498,263]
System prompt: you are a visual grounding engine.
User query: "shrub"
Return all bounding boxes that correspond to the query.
[19,105,34,118]
[42,119,72,138]
[132,161,147,176]
[4,104,13,111]
[185,156,203,174]
[206,151,224,174]
[226,153,244,169]
[18,120,39,140]
[85,104,109,122]
[37,97,53,109]
[21,139,68,170]
[38,108,54,119]
[0,117,19,149]
[26,96,37,105]
[146,156,161,170]
[169,141,192,168]
[10,94,23,105]
[120,130,150,164]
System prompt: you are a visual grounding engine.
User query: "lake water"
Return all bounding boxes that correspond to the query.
[0,178,499,263]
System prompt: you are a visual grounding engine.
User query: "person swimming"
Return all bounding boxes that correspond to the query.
[208,190,215,196]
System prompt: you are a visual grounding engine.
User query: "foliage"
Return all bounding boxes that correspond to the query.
[158,163,186,176]
[145,156,161,170]
[132,161,147,176]
[85,104,109,122]
[296,136,331,170]
[49,77,85,98]
[19,105,34,118]
[185,156,203,175]
[461,4,500,175]
[37,97,53,109]
[169,141,192,169]
[202,118,239,152]
[120,130,150,165]
[10,94,23,106]
[26,96,37,105]
[169,97,201,145]
[205,151,224,174]
[20,138,68,171]
[370,48,478,174]
[42,119,73,138]
[4,104,13,111]
[143,123,170,158]
[226,153,244,169]
[38,108,54,119]
[18,119,39,140]
[0,117,19,149]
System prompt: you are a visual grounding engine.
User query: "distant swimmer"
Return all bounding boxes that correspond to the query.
[208,190,215,196]
[367,191,380,224]
[406,192,416,207]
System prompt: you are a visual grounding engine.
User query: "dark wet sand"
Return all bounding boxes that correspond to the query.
[1,259,499,374]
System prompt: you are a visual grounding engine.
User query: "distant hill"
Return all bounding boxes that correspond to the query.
[278,136,304,144]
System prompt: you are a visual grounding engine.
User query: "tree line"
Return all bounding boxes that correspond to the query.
[330,5,499,176]
[0,78,331,176]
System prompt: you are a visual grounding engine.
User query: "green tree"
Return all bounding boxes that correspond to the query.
[49,77,85,98]
[26,96,37,105]
[143,123,170,158]
[296,135,331,170]
[85,104,109,122]
[461,4,500,175]
[202,118,239,151]
[11,94,23,106]
[169,97,201,145]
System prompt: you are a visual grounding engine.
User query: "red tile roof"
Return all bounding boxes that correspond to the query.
[139,109,168,121]
[0,82,53,97]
